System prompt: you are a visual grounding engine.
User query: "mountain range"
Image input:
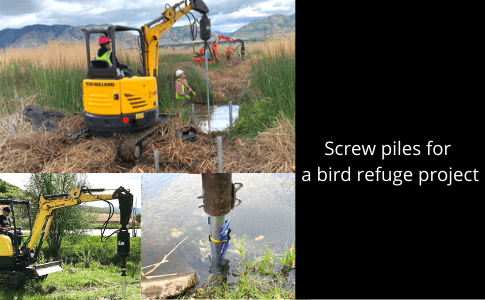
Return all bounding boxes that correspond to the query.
[0,14,295,49]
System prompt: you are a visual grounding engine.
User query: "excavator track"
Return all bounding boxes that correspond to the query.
[64,126,92,143]
[120,115,166,161]
[64,115,167,161]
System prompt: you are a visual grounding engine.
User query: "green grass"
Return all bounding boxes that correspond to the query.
[187,270,294,299]
[90,223,140,230]
[183,235,295,299]
[0,61,85,114]
[0,54,216,117]
[279,239,295,274]
[1,48,295,140]
[0,235,141,299]
[230,48,295,139]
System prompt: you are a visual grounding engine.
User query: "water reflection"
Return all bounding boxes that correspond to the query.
[193,104,239,133]
[141,173,295,286]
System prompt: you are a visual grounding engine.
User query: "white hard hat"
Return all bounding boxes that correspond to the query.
[175,70,184,77]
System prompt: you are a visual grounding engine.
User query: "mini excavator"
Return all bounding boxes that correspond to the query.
[65,0,211,161]
[0,186,133,287]
[193,34,245,63]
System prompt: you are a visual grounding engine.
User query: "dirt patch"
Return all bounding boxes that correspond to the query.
[194,60,252,102]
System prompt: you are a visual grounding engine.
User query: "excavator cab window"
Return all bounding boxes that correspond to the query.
[82,25,146,79]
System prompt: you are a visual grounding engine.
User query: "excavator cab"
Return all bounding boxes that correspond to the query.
[0,199,62,287]
[81,25,159,136]
[83,25,145,80]
[0,200,31,258]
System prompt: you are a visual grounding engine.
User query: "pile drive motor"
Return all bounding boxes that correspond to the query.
[199,14,211,42]
[113,187,134,269]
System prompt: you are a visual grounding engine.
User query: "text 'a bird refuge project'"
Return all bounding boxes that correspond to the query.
[302,141,479,187]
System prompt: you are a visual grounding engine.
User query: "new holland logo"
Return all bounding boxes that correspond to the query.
[86,82,115,87]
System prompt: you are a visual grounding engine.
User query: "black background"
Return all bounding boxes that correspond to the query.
[296,3,482,299]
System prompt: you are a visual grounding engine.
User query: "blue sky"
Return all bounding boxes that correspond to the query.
[0,0,295,32]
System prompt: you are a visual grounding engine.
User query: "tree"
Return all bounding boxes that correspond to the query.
[23,173,96,258]
[0,179,22,199]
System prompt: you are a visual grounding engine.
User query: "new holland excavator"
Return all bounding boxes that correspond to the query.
[193,34,245,63]
[0,186,133,287]
[64,0,211,161]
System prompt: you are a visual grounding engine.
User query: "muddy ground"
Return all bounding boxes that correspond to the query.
[0,61,294,173]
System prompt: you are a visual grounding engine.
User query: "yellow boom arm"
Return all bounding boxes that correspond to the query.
[141,0,202,77]
[27,187,126,251]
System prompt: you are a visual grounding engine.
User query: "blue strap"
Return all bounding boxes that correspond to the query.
[208,218,231,260]
[219,220,231,259]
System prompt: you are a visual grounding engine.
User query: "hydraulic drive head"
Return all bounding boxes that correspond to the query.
[113,186,133,229]
[112,186,133,269]
[199,14,211,42]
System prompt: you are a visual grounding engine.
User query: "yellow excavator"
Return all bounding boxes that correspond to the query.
[0,186,133,287]
[65,0,211,161]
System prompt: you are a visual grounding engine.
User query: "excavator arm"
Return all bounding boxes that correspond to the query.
[27,186,133,256]
[214,35,235,46]
[195,35,245,63]
[141,0,210,77]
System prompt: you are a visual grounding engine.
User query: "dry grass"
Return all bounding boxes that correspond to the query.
[250,35,296,57]
[0,36,295,69]
[0,112,294,173]
[0,40,87,69]
[0,39,142,69]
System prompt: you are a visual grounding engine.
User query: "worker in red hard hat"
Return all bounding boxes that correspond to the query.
[96,36,131,77]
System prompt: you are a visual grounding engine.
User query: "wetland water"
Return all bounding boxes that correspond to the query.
[193,104,239,133]
[141,173,295,287]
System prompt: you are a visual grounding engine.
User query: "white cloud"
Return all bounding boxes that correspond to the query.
[0,0,294,31]
[89,8,108,15]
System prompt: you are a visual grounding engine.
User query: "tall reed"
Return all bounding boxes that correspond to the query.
[232,37,295,138]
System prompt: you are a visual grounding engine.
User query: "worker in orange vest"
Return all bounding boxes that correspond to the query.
[224,46,233,63]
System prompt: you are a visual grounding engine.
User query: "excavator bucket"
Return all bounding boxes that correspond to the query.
[33,260,63,277]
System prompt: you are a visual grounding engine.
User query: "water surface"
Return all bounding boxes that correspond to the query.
[141,173,295,286]
[193,104,239,133]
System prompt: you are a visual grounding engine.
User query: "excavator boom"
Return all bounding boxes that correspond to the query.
[142,0,210,77]
[27,187,130,251]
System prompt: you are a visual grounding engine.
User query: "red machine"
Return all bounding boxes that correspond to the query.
[193,35,245,63]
